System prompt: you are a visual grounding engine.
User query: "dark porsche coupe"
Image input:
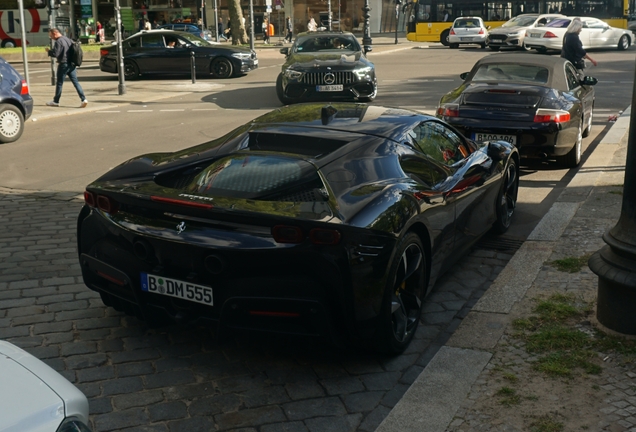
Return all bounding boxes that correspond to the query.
[99,30,258,80]
[276,32,377,104]
[77,103,519,353]
[437,54,596,167]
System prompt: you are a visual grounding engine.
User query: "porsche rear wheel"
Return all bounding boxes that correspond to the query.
[618,35,630,51]
[0,104,24,143]
[377,232,427,354]
[493,158,519,234]
[211,57,233,78]
[558,120,582,168]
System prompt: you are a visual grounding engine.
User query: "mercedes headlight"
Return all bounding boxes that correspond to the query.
[354,66,373,79]
[284,69,304,80]
[231,52,252,60]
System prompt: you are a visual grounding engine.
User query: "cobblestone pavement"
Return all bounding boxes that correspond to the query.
[447,130,635,432]
[0,187,516,432]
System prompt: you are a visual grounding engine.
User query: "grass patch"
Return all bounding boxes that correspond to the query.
[503,372,518,383]
[529,415,564,432]
[609,190,623,195]
[548,255,591,273]
[496,386,521,406]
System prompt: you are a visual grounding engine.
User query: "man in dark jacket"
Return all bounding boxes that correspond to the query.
[45,28,88,108]
[561,17,597,72]
[285,16,293,42]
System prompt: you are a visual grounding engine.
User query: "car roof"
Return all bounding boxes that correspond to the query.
[473,53,571,90]
[295,31,357,39]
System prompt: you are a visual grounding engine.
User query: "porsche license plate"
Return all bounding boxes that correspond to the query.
[316,84,343,92]
[472,133,517,145]
[141,273,213,306]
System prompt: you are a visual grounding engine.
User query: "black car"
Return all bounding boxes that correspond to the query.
[77,103,519,354]
[276,32,377,104]
[437,53,596,167]
[157,23,212,41]
[0,57,33,143]
[99,30,257,79]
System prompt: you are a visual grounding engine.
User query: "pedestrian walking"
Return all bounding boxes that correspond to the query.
[44,28,88,108]
[218,17,227,41]
[95,21,103,43]
[262,17,270,44]
[307,17,317,32]
[285,16,293,42]
[561,17,597,72]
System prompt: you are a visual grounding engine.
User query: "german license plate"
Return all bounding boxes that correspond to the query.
[530,33,541,38]
[472,133,517,145]
[316,84,343,92]
[460,37,473,41]
[253,59,259,65]
[140,273,213,306]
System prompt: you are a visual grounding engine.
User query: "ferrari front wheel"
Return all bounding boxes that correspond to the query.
[377,232,427,355]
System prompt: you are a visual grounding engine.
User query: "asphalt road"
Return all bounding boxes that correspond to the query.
[0,42,633,432]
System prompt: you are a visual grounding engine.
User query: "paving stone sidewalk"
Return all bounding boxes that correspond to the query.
[0,183,515,431]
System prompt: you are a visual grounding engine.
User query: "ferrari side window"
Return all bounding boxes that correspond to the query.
[565,65,580,90]
[412,122,464,167]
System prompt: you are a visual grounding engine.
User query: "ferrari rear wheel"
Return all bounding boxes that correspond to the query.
[618,35,630,51]
[377,232,427,354]
[558,121,582,168]
[493,158,519,234]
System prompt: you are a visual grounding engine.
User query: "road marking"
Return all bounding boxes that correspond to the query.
[100,111,121,113]
[160,109,185,112]
[408,79,429,82]
[192,108,218,111]
[128,110,153,112]
[433,79,454,81]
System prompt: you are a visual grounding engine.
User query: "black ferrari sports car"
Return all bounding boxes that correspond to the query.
[77,103,519,354]
[276,32,377,104]
[437,53,597,167]
[99,30,258,80]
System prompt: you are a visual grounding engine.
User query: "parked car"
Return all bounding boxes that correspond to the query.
[99,30,258,80]
[77,103,519,354]
[487,13,565,51]
[524,17,632,52]
[448,16,489,49]
[437,53,597,167]
[158,23,213,40]
[0,340,91,432]
[276,31,377,104]
[0,57,32,143]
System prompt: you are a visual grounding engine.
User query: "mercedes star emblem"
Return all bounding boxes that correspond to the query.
[324,73,336,85]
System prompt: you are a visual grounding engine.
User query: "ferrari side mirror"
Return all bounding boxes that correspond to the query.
[487,141,506,162]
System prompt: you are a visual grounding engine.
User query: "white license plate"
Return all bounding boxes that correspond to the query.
[460,37,474,41]
[316,84,343,92]
[529,33,541,38]
[253,59,258,65]
[141,272,213,306]
[472,133,517,145]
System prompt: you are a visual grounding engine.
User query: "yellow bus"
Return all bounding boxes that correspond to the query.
[405,0,629,45]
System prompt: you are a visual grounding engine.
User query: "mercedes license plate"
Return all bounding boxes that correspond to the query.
[141,273,213,306]
[316,84,343,92]
[472,133,517,145]
[253,59,259,65]
[530,33,541,38]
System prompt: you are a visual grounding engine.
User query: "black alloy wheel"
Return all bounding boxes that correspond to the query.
[618,35,630,51]
[557,120,582,168]
[123,61,139,80]
[493,158,519,234]
[440,29,450,46]
[211,57,233,78]
[377,232,427,354]
[275,74,294,105]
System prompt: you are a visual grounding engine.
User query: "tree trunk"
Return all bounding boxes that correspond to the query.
[228,0,248,45]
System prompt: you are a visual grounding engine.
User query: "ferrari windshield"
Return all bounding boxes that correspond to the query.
[501,15,538,27]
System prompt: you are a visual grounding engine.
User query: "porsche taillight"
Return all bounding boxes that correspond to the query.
[20,79,29,95]
[534,109,571,123]
[437,104,459,117]
[543,31,557,38]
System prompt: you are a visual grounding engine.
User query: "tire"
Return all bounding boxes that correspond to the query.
[1,39,15,48]
[582,103,593,138]
[493,158,519,234]
[521,41,532,51]
[211,57,233,78]
[480,43,487,49]
[275,74,294,105]
[440,29,450,46]
[0,104,24,143]
[557,120,582,168]
[618,34,630,51]
[536,47,547,54]
[489,46,500,51]
[376,232,427,354]
[450,43,459,49]
[123,61,139,80]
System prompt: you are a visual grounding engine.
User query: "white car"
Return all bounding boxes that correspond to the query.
[0,341,92,432]
[525,16,632,52]
[486,13,565,51]
[448,17,489,49]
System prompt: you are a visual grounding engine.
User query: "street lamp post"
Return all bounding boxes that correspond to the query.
[114,1,126,95]
[361,0,372,53]
[48,0,56,86]
[394,0,400,44]
[249,0,255,51]
[589,58,636,334]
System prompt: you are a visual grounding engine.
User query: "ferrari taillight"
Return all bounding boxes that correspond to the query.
[272,225,304,244]
[450,28,456,35]
[437,104,459,117]
[309,228,341,245]
[97,195,120,214]
[533,109,571,123]
[543,31,557,38]
[20,79,29,95]
[84,191,96,207]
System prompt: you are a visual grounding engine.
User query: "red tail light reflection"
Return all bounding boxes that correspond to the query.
[543,31,557,38]
[533,109,571,123]
[20,80,29,95]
